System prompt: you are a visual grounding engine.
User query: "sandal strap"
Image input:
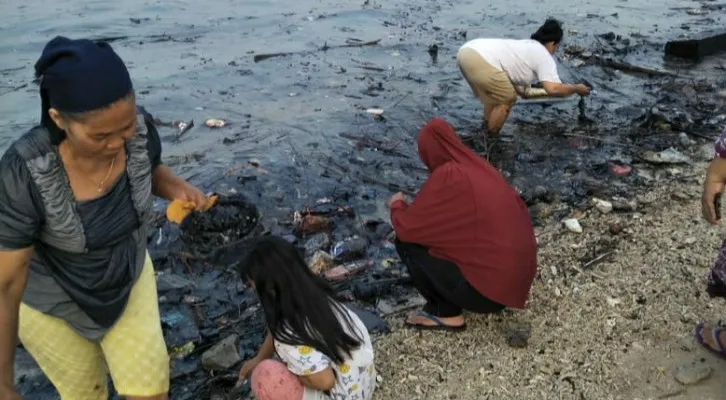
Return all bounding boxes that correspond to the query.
[711,327,726,353]
[417,311,445,326]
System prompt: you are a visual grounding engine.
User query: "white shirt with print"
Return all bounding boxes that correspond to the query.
[274,305,376,400]
[461,38,562,86]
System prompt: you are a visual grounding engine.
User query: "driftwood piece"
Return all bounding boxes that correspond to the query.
[253,39,381,63]
[593,55,678,77]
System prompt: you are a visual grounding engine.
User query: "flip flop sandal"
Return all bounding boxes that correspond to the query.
[405,311,467,332]
[695,323,726,360]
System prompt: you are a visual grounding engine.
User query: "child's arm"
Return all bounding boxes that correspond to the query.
[238,332,275,381]
[256,332,275,359]
[297,368,336,392]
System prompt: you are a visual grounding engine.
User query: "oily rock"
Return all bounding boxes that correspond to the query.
[331,236,369,263]
[563,218,582,233]
[611,197,637,212]
[673,361,713,385]
[202,334,241,371]
[592,198,613,214]
[304,232,332,256]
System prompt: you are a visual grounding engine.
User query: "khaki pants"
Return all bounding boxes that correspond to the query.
[457,47,517,107]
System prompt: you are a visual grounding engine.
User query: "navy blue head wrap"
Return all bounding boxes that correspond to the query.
[34,36,133,143]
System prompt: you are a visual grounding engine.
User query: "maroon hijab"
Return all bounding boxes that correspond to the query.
[390,118,538,308]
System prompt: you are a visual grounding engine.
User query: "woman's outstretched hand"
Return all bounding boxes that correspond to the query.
[169,181,207,211]
[152,165,208,210]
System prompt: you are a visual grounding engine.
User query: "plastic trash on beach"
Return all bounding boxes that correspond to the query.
[205,118,226,128]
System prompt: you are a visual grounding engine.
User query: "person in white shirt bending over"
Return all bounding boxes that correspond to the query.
[457,18,591,136]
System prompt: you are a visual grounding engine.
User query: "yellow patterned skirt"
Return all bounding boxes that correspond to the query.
[18,254,170,399]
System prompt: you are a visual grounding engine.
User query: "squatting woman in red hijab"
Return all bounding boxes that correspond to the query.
[388,118,538,331]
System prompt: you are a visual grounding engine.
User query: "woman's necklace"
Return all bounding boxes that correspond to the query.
[96,154,117,192]
[60,143,118,193]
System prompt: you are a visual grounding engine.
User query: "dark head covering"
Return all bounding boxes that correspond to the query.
[34,36,133,144]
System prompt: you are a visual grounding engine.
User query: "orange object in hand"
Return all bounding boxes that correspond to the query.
[166,195,219,224]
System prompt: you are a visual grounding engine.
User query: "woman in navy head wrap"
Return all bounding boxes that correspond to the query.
[0,37,207,400]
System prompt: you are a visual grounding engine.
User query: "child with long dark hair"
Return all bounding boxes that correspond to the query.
[236,236,376,400]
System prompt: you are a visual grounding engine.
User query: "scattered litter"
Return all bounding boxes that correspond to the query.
[593,198,614,214]
[641,147,691,164]
[564,218,583,233]
[205,118,226,128]
[608,161,632,177]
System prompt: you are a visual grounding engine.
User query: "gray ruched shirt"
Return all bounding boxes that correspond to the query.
[0,107,161,341]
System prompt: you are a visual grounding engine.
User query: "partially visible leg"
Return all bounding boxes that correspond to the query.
[458,47,496,135]
[483,104,494,125]
[250,360,305,400]
[18,303,109,400]
[395,241,465,328]
[484,68,518,136]
[102,254,170,400]
[486,103,513,135]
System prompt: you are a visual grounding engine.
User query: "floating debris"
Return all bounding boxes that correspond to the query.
[205,118,226,128]
[176,120,194,138]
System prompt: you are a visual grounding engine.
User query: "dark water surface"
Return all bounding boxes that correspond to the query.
[4,0,726,399]
[2,0,724,206]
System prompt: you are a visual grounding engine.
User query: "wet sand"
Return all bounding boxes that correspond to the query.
[374,154,726,399]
